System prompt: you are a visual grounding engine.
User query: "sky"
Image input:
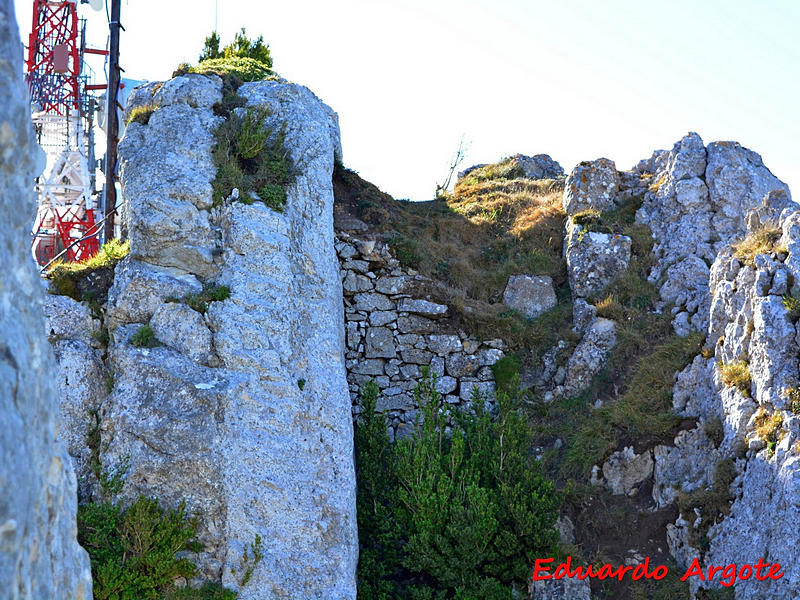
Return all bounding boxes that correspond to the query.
[14,0,800,200]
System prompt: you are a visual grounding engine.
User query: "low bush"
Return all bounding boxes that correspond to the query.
[355,370,560,599]
[211,106,292,210]
[77,496,236,600]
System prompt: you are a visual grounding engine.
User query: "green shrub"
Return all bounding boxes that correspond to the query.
[165,583,238,600]
[490,355,522,392]
[192,57,273,83]
[77,497,226,600]
[131,325,158,348]
[211,106,292,210]
[354,381,403,600]
[354,371,561,599]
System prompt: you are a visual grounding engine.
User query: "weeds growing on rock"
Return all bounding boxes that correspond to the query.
[47,238,129,300]
[732,227,784,267]
[131,325,158,348]
[677,459,736,556]
[212,106,292,210]
[752,408,784,456]
[126,103,157,126]
[718,360,751,397]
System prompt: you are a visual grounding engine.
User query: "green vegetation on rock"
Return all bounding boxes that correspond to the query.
[47,238,129,300]
[78,496,237,600]
[211,106,292,210]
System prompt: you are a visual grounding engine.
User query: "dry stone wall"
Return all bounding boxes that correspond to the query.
[336,233,505,439]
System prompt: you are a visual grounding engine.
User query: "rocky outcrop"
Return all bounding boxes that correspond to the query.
[337,233,504,440]
[636,132,791,335]
[459,153,564,181]
[102,75,358,598]
[0,1,93,596]
[651,192,800,599]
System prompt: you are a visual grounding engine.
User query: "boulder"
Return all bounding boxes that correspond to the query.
[562,318,617,397]
[511,153,565,180]
[502,274,557,319]
[562,157,619,215]
[565,225,631,298]
[596,446,654,496]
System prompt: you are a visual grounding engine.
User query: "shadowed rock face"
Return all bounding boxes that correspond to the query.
[0,1,93,597]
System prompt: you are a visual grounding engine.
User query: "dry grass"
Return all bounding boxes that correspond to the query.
[334,163,566,303]
[718,360,752,396]
[732,227,784,267]
[752,408,784,454]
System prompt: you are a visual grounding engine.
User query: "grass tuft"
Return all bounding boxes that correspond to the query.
[126,103,157,126]
[718,360,751,396]
[732,227,784,268]
[47,239,130,300]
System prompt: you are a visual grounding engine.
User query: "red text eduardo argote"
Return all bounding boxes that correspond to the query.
[531,556,784,588]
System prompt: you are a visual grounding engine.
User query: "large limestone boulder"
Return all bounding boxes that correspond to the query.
[108,76,358,599]
[562,157,619,215]
[503,274,557,318]
[565,224,631,298]
[0,1,93,596]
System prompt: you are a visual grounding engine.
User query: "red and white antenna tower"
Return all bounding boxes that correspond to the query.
[26,0,108,267]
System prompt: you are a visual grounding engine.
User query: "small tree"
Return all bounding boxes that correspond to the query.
[199,31,222,62]
[224,28,272,68]
[198,28,273,69]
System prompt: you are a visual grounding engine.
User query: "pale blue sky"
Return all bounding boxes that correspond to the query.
[15,0,800,200]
